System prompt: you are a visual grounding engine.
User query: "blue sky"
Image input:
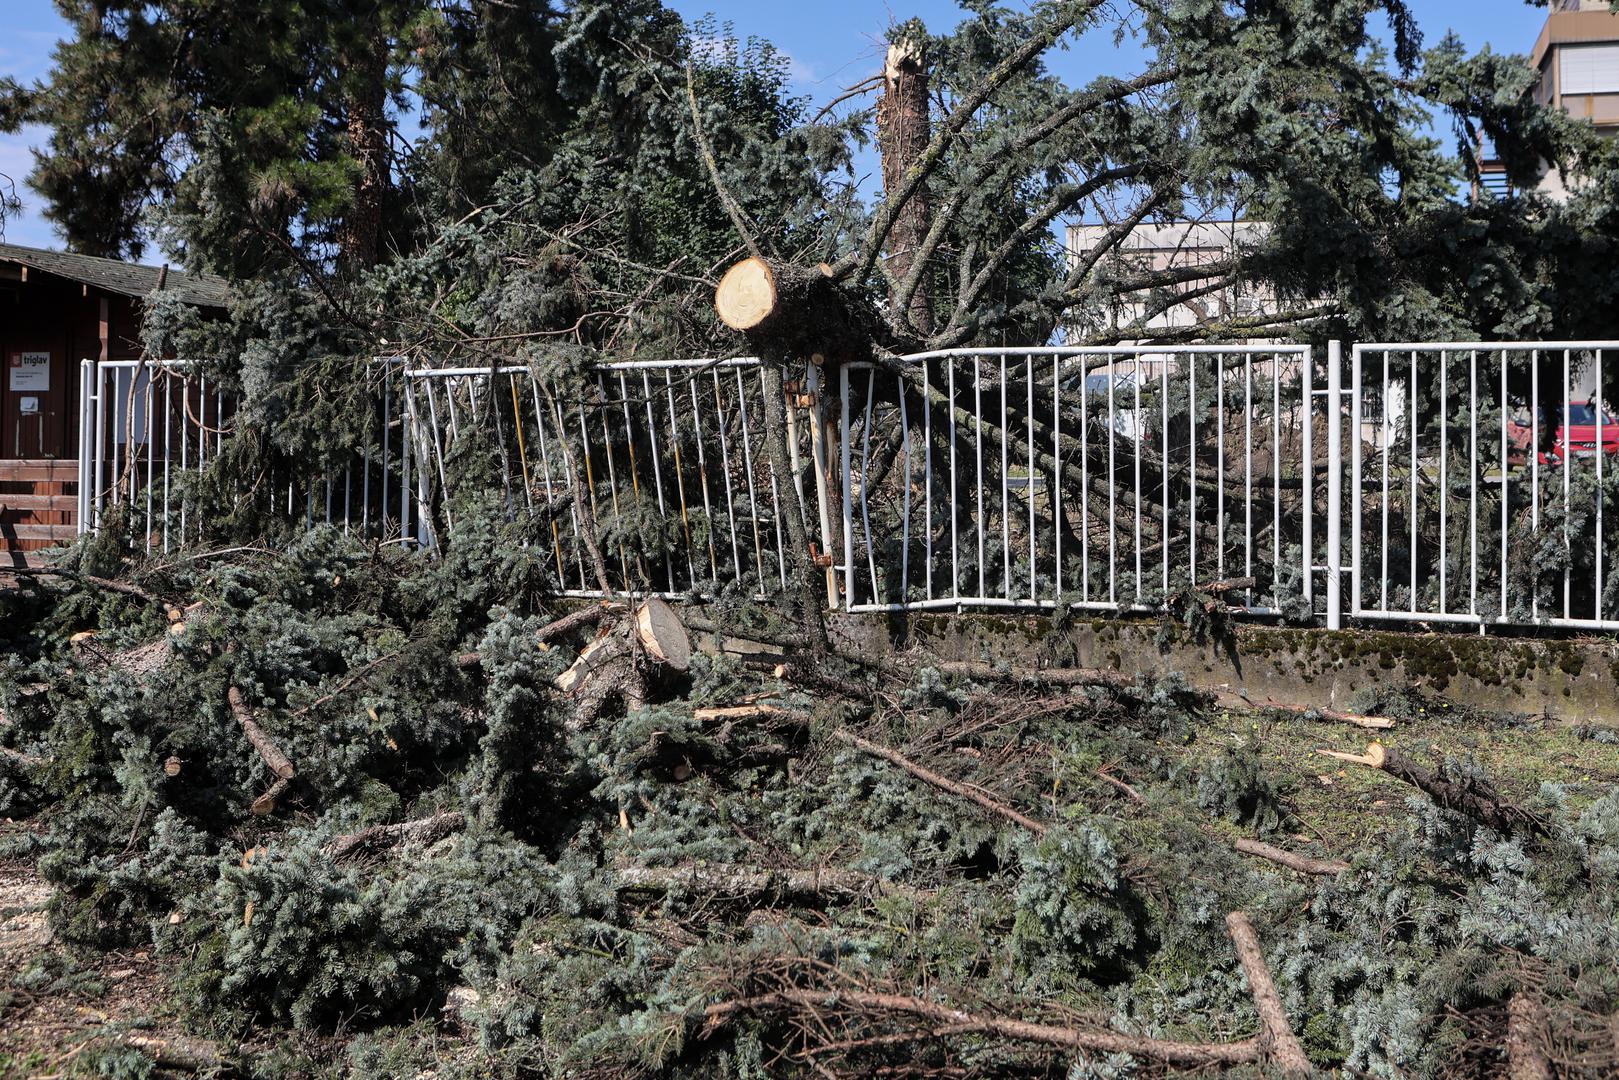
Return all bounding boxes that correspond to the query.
[0,0,1558,253]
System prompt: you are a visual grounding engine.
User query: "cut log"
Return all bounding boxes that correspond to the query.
[249,776,290,817]
[715,256,782,331]
[555,631,622,694]
[693,703,794,723]
[1225,912,1313,1077]
[634,597,690,671]
[325,810,466,861]
[1318,742,1547,837]
[228,686,295,780]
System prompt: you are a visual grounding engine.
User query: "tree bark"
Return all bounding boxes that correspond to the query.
[1225,912,1313,1077]
[228,686,294,780]
[338,31,389,270]
[1505,992,1552,1080]
[877,38,934,335]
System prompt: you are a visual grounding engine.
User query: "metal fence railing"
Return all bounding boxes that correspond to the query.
[78,358,417,551]
[837,346,1316,615]
[70,343,1619,635]
[1348,343,1619,632]
[400,360,798,599]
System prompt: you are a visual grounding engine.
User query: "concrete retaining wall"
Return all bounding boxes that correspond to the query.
[828,614,1619,723]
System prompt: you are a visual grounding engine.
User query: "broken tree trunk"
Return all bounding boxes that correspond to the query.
[1318,742,1547,837]
[228,687,294,780]
[877,36,934,336]
[1225,912,1313,1078]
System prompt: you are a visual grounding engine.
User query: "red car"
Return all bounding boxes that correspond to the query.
[1507,402,1619,466]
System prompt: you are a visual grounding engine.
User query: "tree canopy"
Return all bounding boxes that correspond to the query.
[5,0,1619,353]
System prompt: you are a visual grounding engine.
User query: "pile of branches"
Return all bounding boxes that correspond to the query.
[4,523,1619,1079]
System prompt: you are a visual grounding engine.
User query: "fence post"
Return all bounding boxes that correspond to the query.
[805,361,840,611]
[1326,340,1343,630]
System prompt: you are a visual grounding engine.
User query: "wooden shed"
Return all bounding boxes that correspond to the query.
[0,243,228,560]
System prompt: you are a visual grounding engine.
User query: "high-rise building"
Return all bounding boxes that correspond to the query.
[1480,0,1619,198]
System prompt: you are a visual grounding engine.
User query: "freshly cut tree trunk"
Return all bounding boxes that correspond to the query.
[713,257,880,363]
[634,596,691,671]
[715,257,830,333]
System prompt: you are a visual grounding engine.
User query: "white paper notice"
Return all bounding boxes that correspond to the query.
[9,352,50,392]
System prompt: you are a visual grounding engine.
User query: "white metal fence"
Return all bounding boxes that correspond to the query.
[836,346,1316,616]
[1347,343,1618,632]
[72,343,1619,634]
[78,358,418,550]
[399,359,798,599]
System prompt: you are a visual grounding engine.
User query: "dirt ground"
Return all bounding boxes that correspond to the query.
[0,821,185,1079]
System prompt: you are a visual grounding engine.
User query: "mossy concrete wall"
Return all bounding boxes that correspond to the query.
[828,613,1619,722]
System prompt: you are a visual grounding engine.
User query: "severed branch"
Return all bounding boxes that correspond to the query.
[1317,743,1548,838]
[249,776,290,817]
[325,810,467,861]
[616,863,919,903]
[687,62,766,262]
[1218,693,1396,731]
[841,726,1345,878]
[704,988,1263,1068]
[1225,912,1314,1077]
[4,565,170,606]
[833,727,1051,835]
[1232,837,1347,877]
[228,686,294,781]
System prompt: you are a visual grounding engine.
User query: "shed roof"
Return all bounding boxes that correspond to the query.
[0,242,230,308]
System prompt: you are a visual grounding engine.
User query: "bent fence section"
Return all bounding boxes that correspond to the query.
[74,342,1619,633]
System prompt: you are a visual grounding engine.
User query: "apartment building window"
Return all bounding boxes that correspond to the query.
[1560,44,1619,95]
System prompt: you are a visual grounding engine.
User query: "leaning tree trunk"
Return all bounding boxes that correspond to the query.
[877,37,933,335]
